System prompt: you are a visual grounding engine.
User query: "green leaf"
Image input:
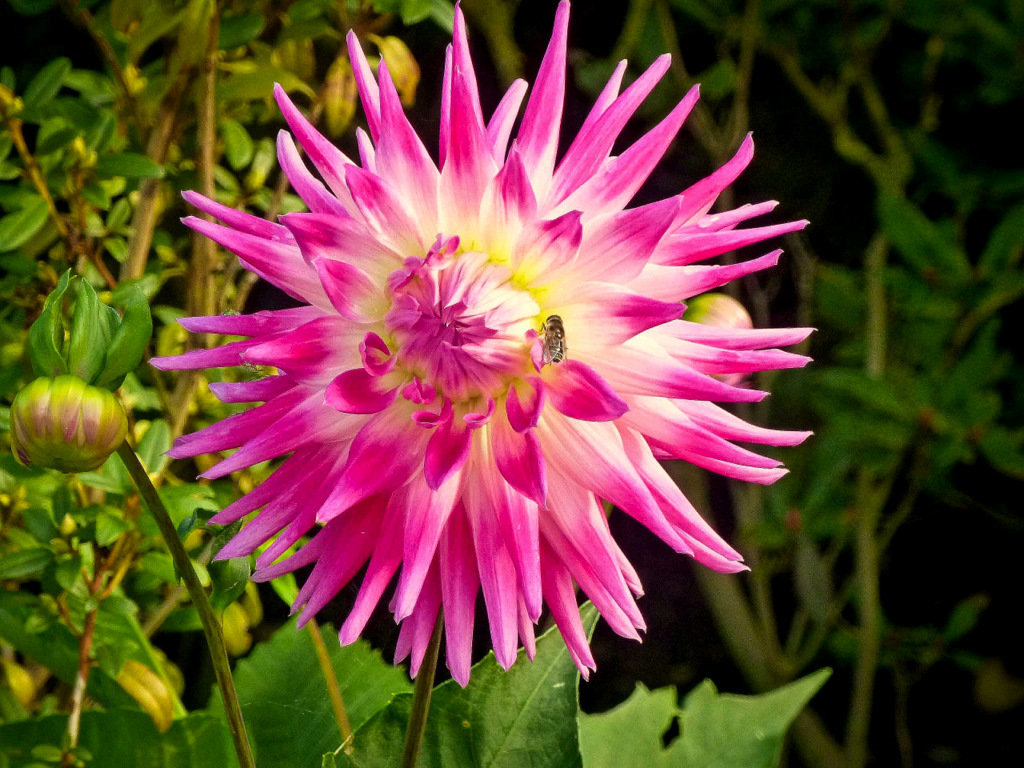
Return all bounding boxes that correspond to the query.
[219,13,265,49]
[0,548,54,580]
[0,591,135,709]
[579,684,679,768]
[220,118,254,170]
[670,669,831,768]
[0,196,49,251]
[28,270,71,378]
[94,283,152,390]
[208,557,250,611]
[208,620,413,767]
[877,194,971,282]
[95,152,165,179]
[136,419,171,475]
[331,604,598,768]
[978,201,1024,275]
[0,710,235,768]
[22,58,71,109]
[95,511,132,547]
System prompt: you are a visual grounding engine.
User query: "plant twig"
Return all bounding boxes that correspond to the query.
[400,613,444,768]
[116,441,255,768]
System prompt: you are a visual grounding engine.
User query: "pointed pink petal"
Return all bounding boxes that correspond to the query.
[506,377,545,432]
[182,190,291,242]
[543,359,628,421]
[440,506,479,687]
[486,79,528,161]
[273,84,353,195]
[425,417,471,490]
[314,257,379,322]
[540,538,595,677]
[491,414,547,506]
[326,368,400,414]
[208,376,293,404]
[339,499,404,644]
[275,131,350,216]
[345,31,381,140]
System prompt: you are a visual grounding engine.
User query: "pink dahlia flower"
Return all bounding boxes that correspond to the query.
[153,1,811,685]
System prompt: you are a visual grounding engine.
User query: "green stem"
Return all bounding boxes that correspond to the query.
[400,614,444,768]
[116,441,255,768]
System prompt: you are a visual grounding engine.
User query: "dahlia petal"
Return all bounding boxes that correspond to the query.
[656,220,808,267]
[314,257,379,322]
[543,359,628,421]
[209,448,316,525]
[273,84,353,196]
[344,166,425,252]
[518,599,537,660]
[491,414,547,506]
[279,212,403,281]
[326,368,400,414]
[150,337,261,371]
[582,337,768,402]
[506,377,545,432]
[317,407,428,522]
[345,31,381,140]
[339,499,405,645]
[669,320,814,350]
[208,376,293,404]
[513,210,583,279]
[440,67,491,234]
[517,0,570,189]
[376,61,440,233]
[393,473,460,621]
[675,133,754,225]
[182,216,329,307]
[675,400,813,446]
[618,425,744,564]
[167,389,305,459]
[562,284,684,345]
[176,306,321,336]
[540,539,596,677]
[577,59,627,135]
[394,562,442,677]
[182,190,291,242]
[571,197,682,283]
[482,145,537,250]
[486,79,528,161]
[700,200,781,231]
[356,128,376,172]
[559,86,700,216]
[549,53,672,206]
[424,416,471,490]
[451,5,485,130]
[665,337,812,375]
[440,506,479,687]
[439,46,453,168]
[242,317,358,382]
[465,489,520,670]
[275,131,350,216]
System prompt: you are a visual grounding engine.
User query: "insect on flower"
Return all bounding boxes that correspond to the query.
[153,0,812,686]
[541,315,567,365]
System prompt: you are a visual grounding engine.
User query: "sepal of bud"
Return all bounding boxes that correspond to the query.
[10,376,129,473]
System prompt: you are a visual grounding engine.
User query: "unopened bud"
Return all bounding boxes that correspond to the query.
[117,659,174,732]
[10,376,128,473]
[369,35,419,106]
[684,292,753,329]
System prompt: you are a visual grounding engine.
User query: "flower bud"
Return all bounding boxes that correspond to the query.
[10,376,128,473]
[684,292,753,330]
[221,602,253,656]
[117,659,174,732]
[1,657,36,709]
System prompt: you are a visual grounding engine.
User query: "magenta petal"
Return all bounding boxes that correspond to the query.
[424,418,471,490]
[545,359,628,421]
[440,507,479,687]
[506,377,545,432]
[492,416,547,506]
[314,258,378,322]
[325,369,399,414]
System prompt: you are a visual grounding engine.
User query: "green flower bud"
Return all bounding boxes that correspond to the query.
[684,292,753,330]
[9,376,128,473]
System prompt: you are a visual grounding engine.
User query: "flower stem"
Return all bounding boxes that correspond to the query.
[115,441,255,768]
[306,619,353,752]
[400,614,444,768]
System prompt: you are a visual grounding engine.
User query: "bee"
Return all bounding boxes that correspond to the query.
[541,315,566,365]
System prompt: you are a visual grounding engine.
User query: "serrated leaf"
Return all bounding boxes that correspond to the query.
[22,57,71,109]
[95,152,165,179]
[208,620,413,767]
[0,196,49,251]
[579,683,678,768]
[671,669,831,768]
[331,604,598,768]
[0,710,235,768]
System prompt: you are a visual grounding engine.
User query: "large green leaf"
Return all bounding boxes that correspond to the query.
[21,57,71,109]
[579,683,678,768]
[208,620,413,768]
[329,605,598,768]
[670,670,831,768]
[579,670,830,768]
[0,710,235,768]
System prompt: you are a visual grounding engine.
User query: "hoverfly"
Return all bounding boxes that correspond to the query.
[541,315,566,365]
